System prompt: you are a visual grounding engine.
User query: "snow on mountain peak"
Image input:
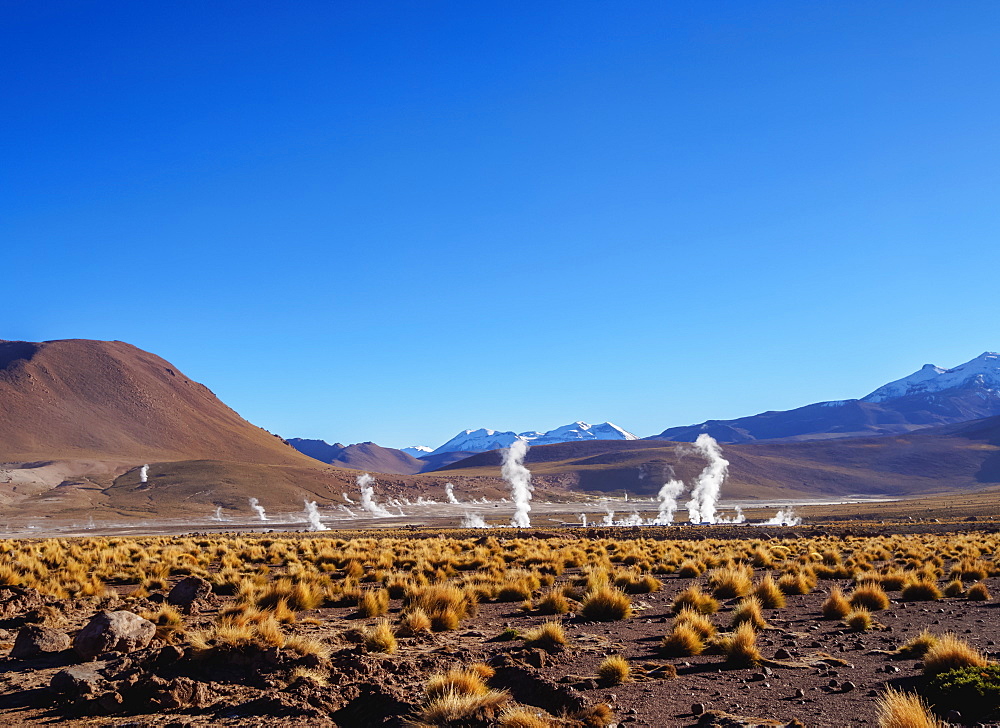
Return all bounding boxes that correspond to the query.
[401,445,433,457]
[429,421,637,455]
[863,352,1000,403]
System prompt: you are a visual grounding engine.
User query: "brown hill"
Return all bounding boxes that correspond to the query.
[287,438,426,475]
[0,338,310,464]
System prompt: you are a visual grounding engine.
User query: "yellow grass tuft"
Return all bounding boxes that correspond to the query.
[875,687,945,728]
[922,633,989,676]
[598,655,631,685]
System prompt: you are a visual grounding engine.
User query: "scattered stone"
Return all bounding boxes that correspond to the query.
[692,703,706,715]
[841,681,856,692]
[167,576,213,612]
[51,665,109,698]
[73,611,155,661]
[10,625,70,659]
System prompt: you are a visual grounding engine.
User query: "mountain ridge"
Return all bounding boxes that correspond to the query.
[652,351,1000,444]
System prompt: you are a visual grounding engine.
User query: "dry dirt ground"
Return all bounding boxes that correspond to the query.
[0,522,998,727]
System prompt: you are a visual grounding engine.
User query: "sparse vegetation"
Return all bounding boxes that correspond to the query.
[875,687,944,728]
[598,655,631,685]
[923,633,989,675]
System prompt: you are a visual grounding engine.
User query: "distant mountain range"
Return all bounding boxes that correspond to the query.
[3,339,1000,521]
[652,352,1000,443]
[289,422,639,475]
[427,421,637,455]
[286,439,426,475]
[290,353,1000,473]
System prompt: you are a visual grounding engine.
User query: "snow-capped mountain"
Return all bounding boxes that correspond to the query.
[430,421,637,456]
[401,445,433,457]
[863,352,1000,403]
[653,351,1000,444]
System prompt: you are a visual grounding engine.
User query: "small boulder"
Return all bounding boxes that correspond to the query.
[167,576,212,612]
[10,625,70,659]
[51,665,109,698]
[73,611,155,661]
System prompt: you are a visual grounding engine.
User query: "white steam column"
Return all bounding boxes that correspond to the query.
[304,499,329,531]
[249,497,268,521]
[502,439,533,527]
[139,465,149,483]
[685,434,729,524]
[357,473,392,517]
[653,479,685,524]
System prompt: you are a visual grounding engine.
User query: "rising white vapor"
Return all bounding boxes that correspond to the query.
[139,465,149,483]
[304,499,329,531]
[357,473,392,517]
[445,483,459,504]
[685,434,729,524]
[502,440,533,527]
[460,512,488,528]
[653,479,685,525]
[249,497,267,521]
[763,507,801,526]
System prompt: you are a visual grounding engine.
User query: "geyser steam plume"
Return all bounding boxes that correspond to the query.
[460,512,488,528]
[653,479,685,525]
[502,439,533,528]
[357,473,392,517]
[304,499,329,531]
[248,497,267,521]
[445,483,459,505]
[685,434,729,524]
[139,465,149,483]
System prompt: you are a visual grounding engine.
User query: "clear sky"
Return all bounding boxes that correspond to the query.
[4,2,999,449]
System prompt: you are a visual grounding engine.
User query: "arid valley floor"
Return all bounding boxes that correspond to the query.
[2,495,1000,727]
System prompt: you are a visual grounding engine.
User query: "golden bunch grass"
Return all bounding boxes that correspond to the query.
[943,579,965,597]
[536,588,570,614]
[708,565,753,599]
[362,618,397,654]
[875,688,944,728]
[897,629,938,658]
[674,607,716,639]
[522,621,567,650]
[845,608,873,631]
[730,596,770,630]
[397,607,432,636]
[900,579,943,602]
[660,623,705,657]
[598,655,631,685]
[425,669,489,700]
[357,588,390,617]
[966,582,991,601]
[849,583,890,611]
[821,587,851,619]
[922,633,989,675]
[751,575,786,609]
[671,586,719,615]
[413,689,510,728]
[715,622,761,667]
[580,586,633,621]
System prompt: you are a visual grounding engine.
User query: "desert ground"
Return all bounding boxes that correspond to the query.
[1,494,999,727]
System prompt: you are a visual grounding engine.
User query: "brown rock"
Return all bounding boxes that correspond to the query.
[51,665,109,698]
[10,624,70,659]
[73,611,155,661]
[167,576,212,613]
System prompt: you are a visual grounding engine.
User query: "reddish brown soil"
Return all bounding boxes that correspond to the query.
[1,525,998,726]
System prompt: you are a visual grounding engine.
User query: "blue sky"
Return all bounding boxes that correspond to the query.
[4,1,999,448]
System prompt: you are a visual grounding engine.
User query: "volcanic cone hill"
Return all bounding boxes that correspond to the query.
[0,339,355,518]
[0,338,311,464]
